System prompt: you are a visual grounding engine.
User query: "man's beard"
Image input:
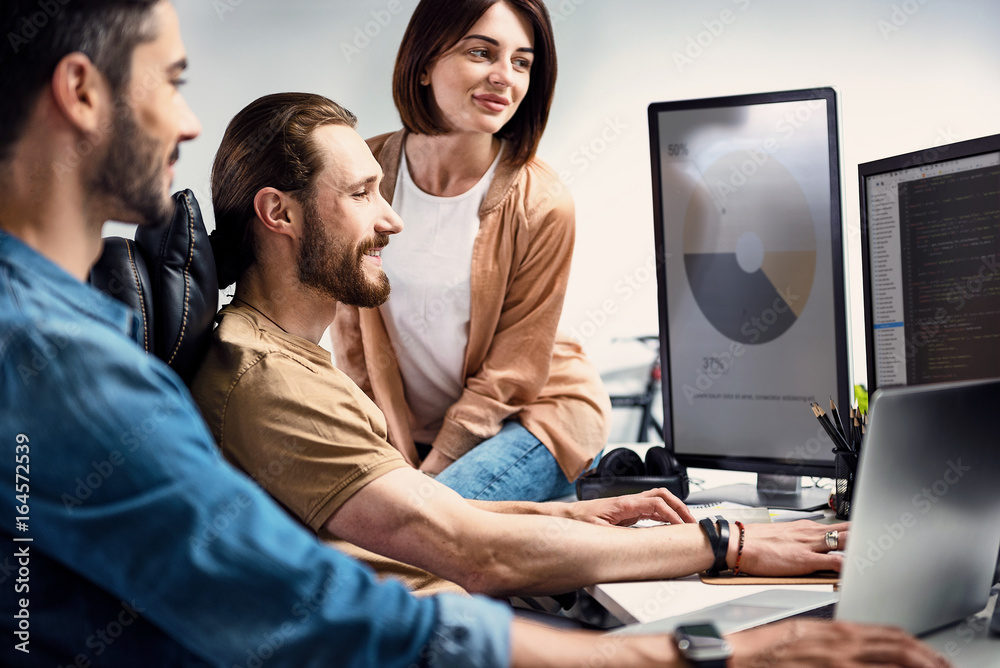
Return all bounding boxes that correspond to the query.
[93,100,175,227]
[297,198,391,308]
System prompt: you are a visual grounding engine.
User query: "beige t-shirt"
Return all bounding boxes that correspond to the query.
[191,303,463,595]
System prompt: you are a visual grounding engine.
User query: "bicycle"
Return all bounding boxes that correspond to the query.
[606,334,664,443]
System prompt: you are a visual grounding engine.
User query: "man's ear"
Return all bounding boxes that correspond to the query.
[253,187,299,239]
[50,52,112,137]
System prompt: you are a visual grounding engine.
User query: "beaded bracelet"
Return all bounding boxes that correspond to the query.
[733,520,747,575]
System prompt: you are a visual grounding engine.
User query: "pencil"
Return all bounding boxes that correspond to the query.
[830,397,846,441]
[812,402,850,451]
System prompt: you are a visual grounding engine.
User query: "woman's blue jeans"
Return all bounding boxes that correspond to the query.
[434,421,601,502]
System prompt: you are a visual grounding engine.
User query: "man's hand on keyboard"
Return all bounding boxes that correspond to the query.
[728,619,951,668]
[735,520,849,575]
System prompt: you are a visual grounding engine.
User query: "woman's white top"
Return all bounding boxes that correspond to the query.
[379,146,503,443]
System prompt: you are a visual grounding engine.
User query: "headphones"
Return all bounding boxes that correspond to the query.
[575,446,689,501]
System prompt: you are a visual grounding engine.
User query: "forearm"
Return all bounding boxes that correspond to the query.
[466,514,715,596]
[329,470,715,598]
[445,512,841,594]
[510,619,683,668]
[513,618,955,668]
[469,498,571,517]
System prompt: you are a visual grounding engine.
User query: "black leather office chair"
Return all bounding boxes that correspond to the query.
[89,189,218,385]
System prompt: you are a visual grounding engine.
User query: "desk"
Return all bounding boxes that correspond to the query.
[587,574,833,626]
[585,466,1000,666]
[588,578,999,667]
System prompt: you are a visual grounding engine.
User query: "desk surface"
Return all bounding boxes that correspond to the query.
[588,574,834,626]
[589,578,999,667]
[587,465,1000,666]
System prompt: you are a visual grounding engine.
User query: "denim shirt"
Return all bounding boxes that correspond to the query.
[0,231,511,667]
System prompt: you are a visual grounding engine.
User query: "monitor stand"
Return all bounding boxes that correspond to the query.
[684,473,830,511]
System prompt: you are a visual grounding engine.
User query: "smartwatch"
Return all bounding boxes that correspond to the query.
[673,623,732,668]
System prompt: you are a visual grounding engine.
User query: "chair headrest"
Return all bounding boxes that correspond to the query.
[90,190,218,385]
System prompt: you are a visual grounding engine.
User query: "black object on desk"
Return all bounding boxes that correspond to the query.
[832,448,858,519]
[810,400,864,519]
[576,447,689,501]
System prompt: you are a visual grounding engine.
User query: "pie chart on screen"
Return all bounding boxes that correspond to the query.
[682,150,816,345]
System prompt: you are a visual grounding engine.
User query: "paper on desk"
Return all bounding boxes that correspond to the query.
[767,508,827,523]
[689,502,772,524]
[630,502,772,527]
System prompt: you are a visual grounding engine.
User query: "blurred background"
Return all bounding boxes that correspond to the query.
[162,0,1000,441]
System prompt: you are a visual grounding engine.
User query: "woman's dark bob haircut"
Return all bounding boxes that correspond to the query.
[392,0,557,167]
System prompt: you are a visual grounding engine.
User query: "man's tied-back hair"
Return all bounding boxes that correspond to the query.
[0,0,160,162]
[210,92,358,289]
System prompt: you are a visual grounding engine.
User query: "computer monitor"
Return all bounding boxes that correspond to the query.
[648,88,849,510]
[859,133,1000,393]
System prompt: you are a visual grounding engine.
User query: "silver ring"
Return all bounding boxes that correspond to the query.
[825,530,839,550]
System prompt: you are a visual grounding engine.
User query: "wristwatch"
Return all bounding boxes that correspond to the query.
[673,623,732,668]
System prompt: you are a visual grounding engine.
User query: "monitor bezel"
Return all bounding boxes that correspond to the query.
[858,132,1000,394]
[648,87,849,478]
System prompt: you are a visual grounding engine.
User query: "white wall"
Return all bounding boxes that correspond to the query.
[171,0,1000,389]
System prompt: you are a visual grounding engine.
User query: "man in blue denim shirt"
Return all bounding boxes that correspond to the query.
[0,1,953,667]
[0,1,513,666]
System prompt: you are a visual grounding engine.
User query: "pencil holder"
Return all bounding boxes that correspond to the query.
[833,449,858,520]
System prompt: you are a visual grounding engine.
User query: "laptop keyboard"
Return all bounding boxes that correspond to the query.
[789,603,836,621]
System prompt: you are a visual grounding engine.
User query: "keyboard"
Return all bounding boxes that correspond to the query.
[789,602,836,621]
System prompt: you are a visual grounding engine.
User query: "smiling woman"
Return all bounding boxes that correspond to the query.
[330,0,612,503]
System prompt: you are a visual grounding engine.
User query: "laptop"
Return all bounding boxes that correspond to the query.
[614,377,1000,636]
